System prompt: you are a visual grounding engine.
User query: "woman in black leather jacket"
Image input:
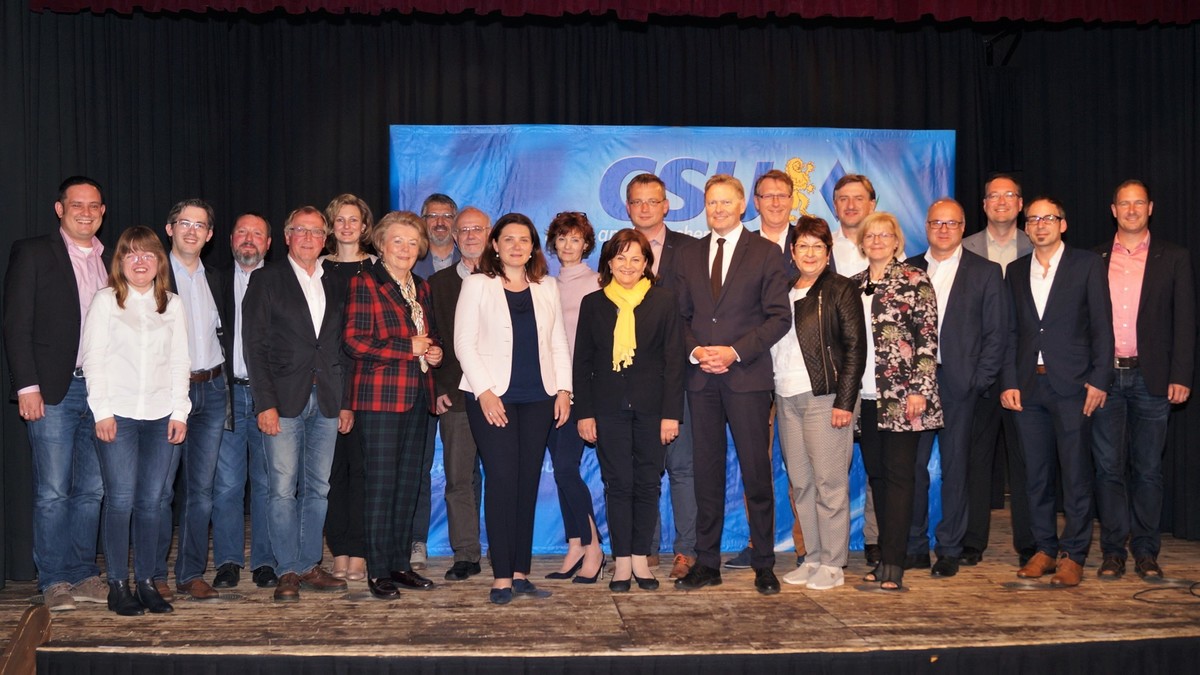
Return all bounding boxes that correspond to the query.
[770,216,866,591]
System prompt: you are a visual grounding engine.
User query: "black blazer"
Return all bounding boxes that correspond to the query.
[4,233,112,404]
[573,285,684,422]
[1001,245,1114,398]
[243,259,350,418]
[428,265,468,408]
[906,249,1008,399]
[168,258,230,371]
[1095,236,1195,396]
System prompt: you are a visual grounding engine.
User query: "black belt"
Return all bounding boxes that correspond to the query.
[1115,357,1139,369]
[190,364,223,383]
[73,367,85,378]
[233,377,251,386]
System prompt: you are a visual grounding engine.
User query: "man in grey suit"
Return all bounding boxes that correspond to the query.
[906,199,1007,577]
[961,173,1036,567]
[673,174,791,595]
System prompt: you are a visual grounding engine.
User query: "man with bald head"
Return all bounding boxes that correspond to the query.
[905,199,1007,577]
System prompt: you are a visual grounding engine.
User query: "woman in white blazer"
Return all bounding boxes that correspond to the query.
[454,213,572,605]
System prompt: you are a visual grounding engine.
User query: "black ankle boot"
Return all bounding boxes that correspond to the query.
[136,578,174,613]
[107,579,145,616]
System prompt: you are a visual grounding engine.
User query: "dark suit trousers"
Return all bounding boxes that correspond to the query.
[908,370,977,558]
[964,383,1036,556]
[1014,375,1095,564]
[467,396,555,579]
[595,410,666,557]
[325,424,367,558]
[859,400,919,569]
[689,382,775,570]
[548,411,596,546]
[358,389,431,579]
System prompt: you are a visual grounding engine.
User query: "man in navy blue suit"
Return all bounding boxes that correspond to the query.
[906,199,1007,578]
[1000,196,1113,587]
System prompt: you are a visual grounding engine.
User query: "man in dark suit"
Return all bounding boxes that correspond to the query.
[158,199,230,602]
[1000,196,1113,587]
[905,198,1007,578]
[673,174,791,595]
[3,176,110,611]
[961,173,1037,567]
[1091,180,1194,579]
[626,172,700,580]
[244,205,353,602]
[428,206,489,581]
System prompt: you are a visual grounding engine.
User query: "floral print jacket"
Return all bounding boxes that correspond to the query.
[851,260,944,433]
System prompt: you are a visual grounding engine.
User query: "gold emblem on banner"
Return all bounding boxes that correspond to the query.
[786,157,816,221]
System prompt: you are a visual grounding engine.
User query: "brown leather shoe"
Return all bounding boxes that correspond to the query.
[153,578,175,602]
[300,565,348,592]
[668,554,696,580]
[1050,557,1083,587]
[1017,551,1057,578]
[176,577,220,601]
[274,573,301,602]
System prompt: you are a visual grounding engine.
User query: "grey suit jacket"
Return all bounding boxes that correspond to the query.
[962,228,1032,271]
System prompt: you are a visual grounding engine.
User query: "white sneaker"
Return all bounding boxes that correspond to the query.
[782,561,820,586]
[806,565,845,590]
[411,541,428,570]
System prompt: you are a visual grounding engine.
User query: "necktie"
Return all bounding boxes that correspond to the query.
[710,237,726,301]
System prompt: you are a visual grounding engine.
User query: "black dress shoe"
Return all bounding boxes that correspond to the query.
[754,568,780,595]
[368,577,401,599]
[107,580,145,616]
[1098,554,1126,579]
[213,563,240,588]
[390,569,435,590]
[445,560,482,581]
[865,544,882,566]
[931,555,960,578]
[608,577,632,592]
[633,574,660,591]
[960,547,983,566]
[1134,555,1161,579]
[252,566,279,588]
[675,564,722,590]
[903,552,931,570]
[135,579,174,614]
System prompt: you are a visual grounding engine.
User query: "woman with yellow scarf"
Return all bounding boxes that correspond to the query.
[574,229,685,592]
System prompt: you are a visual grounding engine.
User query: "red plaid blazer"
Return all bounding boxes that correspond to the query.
[344,261,438,413]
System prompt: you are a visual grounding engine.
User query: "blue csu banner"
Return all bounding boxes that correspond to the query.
[391,124,955,557]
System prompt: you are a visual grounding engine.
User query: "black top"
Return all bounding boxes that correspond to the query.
[502,287,547,404]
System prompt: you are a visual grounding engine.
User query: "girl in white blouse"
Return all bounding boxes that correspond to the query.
[81,225,191,616]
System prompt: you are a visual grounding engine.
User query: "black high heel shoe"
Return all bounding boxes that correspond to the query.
[545,555,585,580]
[107,579,144,616]
[633,574,660,591]
[572,555,607,584]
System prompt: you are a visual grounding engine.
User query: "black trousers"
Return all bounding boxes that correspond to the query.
[859,400,920,570]
[325,424,366,558]
[595,409,666,557]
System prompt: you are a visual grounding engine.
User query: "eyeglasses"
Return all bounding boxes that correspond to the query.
[423,212,455,221]
[793,243,827,254]
[288,227,327,239]
[455,226,486,236]
[926,220,963,230]
[1025,214,1064,225]
[123,252,157,264]
[174,219,209,231]
[862,232,896,241]
[755,193,790,202]
[984,191,1021,202]
[627,199,664,208]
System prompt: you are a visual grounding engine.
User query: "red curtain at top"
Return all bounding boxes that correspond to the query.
[26,1,1200,25]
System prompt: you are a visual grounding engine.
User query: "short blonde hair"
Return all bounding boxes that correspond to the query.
[857,212,905,259]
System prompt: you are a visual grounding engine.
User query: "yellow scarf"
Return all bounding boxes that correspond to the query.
[603,277,652,371]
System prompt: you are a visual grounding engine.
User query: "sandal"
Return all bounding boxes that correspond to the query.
[878,563,904,591]
[863,565,880,583]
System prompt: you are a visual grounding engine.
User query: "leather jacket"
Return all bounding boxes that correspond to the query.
[791,268,867,412]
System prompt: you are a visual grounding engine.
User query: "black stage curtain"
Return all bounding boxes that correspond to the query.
[29,1,1200,25]
[2,6,1198,586]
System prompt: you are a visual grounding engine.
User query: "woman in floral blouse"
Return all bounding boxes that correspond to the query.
[851,212,943,591]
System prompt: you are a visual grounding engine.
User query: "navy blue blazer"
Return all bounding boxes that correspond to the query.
[906,249,1007,399]
[1001,245,1114,399]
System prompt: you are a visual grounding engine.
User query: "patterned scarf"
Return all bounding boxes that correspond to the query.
[602,277,651,372]
[384,262,428,373]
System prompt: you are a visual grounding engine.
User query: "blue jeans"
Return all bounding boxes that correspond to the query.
[1092,366,1171,558]
[97,416,176,581]
[264,387,338,577]
[213,382,274,570]
[26,376,103,590]
[174,378,230,583]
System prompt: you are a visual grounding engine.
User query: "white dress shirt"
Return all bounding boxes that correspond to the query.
[1029,242,1065,365]
[707,224,745,287]
[232,261,264,380]
[832,226,869,277]
[287,254,326,335]
[924,246,961,363]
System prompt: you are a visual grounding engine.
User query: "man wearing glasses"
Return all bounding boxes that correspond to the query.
[160,199,230,602]
[244,206,353,602]
[962,174,1036,568]
[904,199,1006,578]
[1000,197,1113,587]
[414,193,460,281]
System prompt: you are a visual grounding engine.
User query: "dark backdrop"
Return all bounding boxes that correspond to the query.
[2,6,1197,584]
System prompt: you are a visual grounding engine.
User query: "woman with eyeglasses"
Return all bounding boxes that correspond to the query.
[455,213,573,604]
[851,212,943,591]
[81,226,191,615]
[771,217,866,591]
[543,211,606,583]
[321,193,376,583]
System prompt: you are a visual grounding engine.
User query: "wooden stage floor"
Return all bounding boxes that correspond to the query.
[4,512,1200,672]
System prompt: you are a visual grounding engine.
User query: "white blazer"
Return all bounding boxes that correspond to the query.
[454,273,572,398]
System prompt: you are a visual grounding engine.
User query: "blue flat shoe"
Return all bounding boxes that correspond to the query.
[489,588,513,605]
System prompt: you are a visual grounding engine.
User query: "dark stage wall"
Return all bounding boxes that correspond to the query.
[2,6,1197,585]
